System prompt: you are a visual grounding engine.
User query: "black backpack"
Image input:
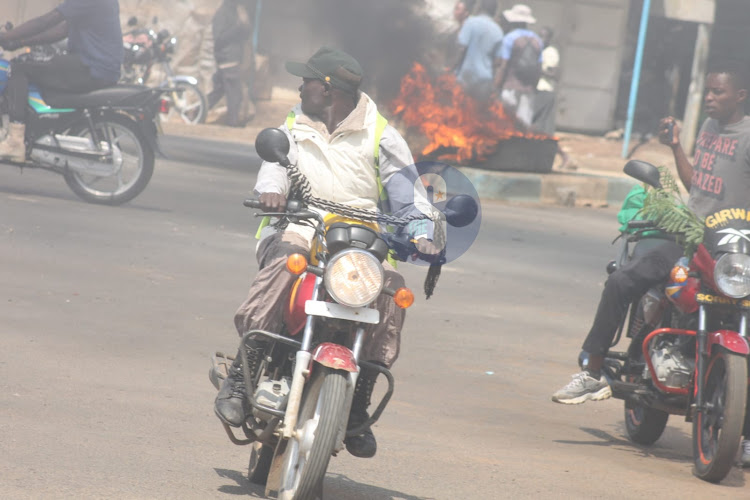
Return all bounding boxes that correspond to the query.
[511,36,542,86]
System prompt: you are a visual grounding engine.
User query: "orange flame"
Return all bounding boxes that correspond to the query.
[390,63,550,164]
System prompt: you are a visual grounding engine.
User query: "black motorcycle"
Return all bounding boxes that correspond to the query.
[0,32,168,205]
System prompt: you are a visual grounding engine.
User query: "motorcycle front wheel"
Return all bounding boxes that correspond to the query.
[64,113,155,205]
[692,348,747,482]
[167,81,207,125]
[277,367,347,500]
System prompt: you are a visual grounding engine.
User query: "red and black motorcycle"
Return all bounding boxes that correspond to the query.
[209,128,477,499]
[599,160,750,482]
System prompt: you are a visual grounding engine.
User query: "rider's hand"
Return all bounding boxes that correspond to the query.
[415,238,440,255]
[259,192,286,212]
[414,237,442,263]
[658,117,680,148]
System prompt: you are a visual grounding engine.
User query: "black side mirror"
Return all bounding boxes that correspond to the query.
[5,21,14,31]
[255,128,291,167]
[152,16,159,25]
[624,160,661,189]
[443,194,478,228]
[127,16,138,27]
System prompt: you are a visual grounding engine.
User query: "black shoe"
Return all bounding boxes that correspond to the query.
[214,356,249,427]
[345,410,377,458]
[214,341,267,427]
[345,366,379,458]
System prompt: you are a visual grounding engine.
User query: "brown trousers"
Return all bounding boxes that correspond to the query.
[233,231,406,368]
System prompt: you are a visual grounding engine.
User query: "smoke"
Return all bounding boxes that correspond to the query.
[308,0,445,103]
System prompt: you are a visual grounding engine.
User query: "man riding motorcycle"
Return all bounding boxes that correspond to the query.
[0,0,123,162]
[551,59,750,464]
[215,46,438,459]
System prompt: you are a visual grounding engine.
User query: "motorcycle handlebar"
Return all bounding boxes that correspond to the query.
[243,198,306,213]
[243,199,263,209]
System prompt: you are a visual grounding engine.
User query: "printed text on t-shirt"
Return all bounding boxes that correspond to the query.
[692,130,739,198]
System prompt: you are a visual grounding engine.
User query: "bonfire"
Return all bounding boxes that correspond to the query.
[389,63,550,164]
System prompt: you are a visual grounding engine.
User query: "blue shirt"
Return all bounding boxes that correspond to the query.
[455,14,503,86]
[57,0,123,83]
[499,29,543,62]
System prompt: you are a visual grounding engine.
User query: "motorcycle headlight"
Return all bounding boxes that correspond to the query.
[714,253,750,298]
[324,249,384,307]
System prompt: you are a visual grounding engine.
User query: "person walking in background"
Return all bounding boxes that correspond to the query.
[206,0,253,127]
[452,0,503,105]
[532,26,570,169]
[453,0,474,28]
[494,3,542,132]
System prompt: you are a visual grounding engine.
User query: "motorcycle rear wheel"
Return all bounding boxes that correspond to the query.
[167,82,207,125]
[623,339,669,445]
[277,367,347,500]
[692,349,747,483]
[64,113,154,205]
[624,403,669,445]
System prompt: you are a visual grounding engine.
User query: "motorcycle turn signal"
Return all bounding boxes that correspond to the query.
[392,287,415,309]
[286,254,308,275]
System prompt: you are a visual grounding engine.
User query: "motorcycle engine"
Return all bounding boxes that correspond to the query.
[252,376,291,422]
[645,340,694,388]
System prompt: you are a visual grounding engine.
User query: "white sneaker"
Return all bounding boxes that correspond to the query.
[552,371,612,405]
[741,439,750,467]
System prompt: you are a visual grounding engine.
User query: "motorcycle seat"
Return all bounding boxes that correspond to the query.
[42,84,155,109]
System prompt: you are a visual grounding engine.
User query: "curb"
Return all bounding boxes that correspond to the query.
[459,167,637,207]
[162,123,637,208]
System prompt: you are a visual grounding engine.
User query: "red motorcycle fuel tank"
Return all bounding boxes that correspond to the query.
[691,243,717,291]
[284,273,316,336]
[665,256,699,313]
[664,257,700,313]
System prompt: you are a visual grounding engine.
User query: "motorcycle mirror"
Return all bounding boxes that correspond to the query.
[5,21,14,31]
[624,160,662,188]
[152,16,159,25]
[127,16,138,27]
[443,194,478,228]
[255,128,291,167]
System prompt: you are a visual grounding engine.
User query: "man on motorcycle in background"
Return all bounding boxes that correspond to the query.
[551,59,750,464]
[0,0,123,162]
[215,46,437,459]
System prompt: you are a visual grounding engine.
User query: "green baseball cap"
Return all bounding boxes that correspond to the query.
[285,46,363,94]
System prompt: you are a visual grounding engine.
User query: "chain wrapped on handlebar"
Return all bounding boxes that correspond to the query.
[286,163,435,227]
[285,162,446,298]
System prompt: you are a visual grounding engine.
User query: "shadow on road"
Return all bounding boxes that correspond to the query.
[214,468,265,497]
[555,426,692,462]
[555,426,747,488]
[213,468,432,499]
[324,473,432,500]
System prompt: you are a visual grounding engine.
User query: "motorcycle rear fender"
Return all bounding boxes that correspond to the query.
[707,330,750,356]
[164,75,199,87]
[311,343,358,373]
[138,117,161,155]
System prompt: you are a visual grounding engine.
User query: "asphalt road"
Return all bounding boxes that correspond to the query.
[1,139,747,499]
